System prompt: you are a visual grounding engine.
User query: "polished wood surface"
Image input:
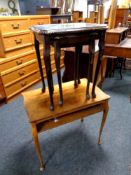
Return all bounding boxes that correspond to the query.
[104,38,131,58]
[105,27,128,44]
[23,79,110,170]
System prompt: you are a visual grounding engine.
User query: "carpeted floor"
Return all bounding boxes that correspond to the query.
[0,69,131,175]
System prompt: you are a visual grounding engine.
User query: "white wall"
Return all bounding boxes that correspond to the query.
[0,0,21,15]
[74,0,87,18]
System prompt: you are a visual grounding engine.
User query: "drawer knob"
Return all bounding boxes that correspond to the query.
[15,39,22,44]
[19,71,25,76]
[38,22,43,25]
[21,81,27,87]
[11,24,20,29]
[16,60,22,65]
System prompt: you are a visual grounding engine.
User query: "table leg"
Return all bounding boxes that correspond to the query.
[34,36,45,93]
[54,42,63,106]
[43,35,54,110]
[98,100,109,144]
[32,124,45,171]
[92,31,106,98]
[74,45,82,88]
[86,37,95,99]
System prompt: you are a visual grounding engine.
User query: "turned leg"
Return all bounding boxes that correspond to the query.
[54,42,63,106]
[98,100,109,144]
[74,45,82,88]
[92,31,106,98]
[86,37,95,99]
[43,35,54,110]
[34,36,45,93]
[32,124,45,171]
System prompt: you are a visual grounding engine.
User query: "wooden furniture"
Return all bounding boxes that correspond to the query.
[0,15,64,102]
[36,7,60,15]
[72,11,83,22]
[22,78,110,171]
[51,14,71,23]
[0,76,6,103]
[115,8,129,27]
[103,27,129,79]
[105,27,128,44]
[30,23,107,110]
[62,45,105,86]
[102,37,131,81]
[104,37,131,58]
[108,0,118,29]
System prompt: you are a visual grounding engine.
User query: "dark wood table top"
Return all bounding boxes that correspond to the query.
[30,22,107,35]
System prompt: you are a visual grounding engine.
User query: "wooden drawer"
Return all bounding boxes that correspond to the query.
[0,52,36,72]
[4,72,40,98]
[0,19,29,34]
[4,45,34,58]
[2,61,38,85]
[3,33,32,51]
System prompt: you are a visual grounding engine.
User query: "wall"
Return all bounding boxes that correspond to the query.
[74,0,87,18]
[0,0,21,15]
[19,0,50,15]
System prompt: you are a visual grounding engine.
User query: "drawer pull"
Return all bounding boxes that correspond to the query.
[11,24,20,29]
[15,39,22,44]
[38,22,43,25]
[16,60,22,65]
[21,81,27,87]
[18,71,25,76]
[54,118,59,123]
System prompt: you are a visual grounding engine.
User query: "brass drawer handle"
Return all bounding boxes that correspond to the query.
[38,22,43,25]
[11,24,20,29]
[15,39,22,44]
[16,60,22,65]
[21,81,27,87]
[18,71,25,76]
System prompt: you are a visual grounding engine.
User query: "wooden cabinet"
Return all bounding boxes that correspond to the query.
[0,15,63,102]
[115,8,129,27]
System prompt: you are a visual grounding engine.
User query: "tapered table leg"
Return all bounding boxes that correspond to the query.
[86,37,95,99]
[32,124,45,171]
[54,41,63,106]
[98,100,109,144]
[43,35,54,110]
[74,45,82,88]
[34,36,45,93]
[92,31,106,98]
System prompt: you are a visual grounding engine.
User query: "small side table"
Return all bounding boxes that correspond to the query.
[30,23,107,110]
[22,79,110,171]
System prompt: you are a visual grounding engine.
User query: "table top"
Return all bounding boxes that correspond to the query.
[30,22,107,35]
[106,27,128,34]
[104,38,131,58]
[22,79,110,123]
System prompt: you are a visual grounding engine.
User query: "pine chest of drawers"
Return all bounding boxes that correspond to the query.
[0,15,63,102]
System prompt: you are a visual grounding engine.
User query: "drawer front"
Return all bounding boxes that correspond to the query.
[0,52,36,72]
[3,33,32,51]
[5,45,34,57]
[30,18,50,25]
[0,19,29,34]
[5,72,40,98]
[2,61,38,85]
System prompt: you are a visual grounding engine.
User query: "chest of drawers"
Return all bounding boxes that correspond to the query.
[0,15,56,102]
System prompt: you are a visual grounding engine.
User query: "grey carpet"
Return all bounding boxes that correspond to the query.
[0,69,131,175]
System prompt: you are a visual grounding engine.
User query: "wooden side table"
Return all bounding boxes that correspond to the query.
[30,23,107,110]
[22,79,110,171]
